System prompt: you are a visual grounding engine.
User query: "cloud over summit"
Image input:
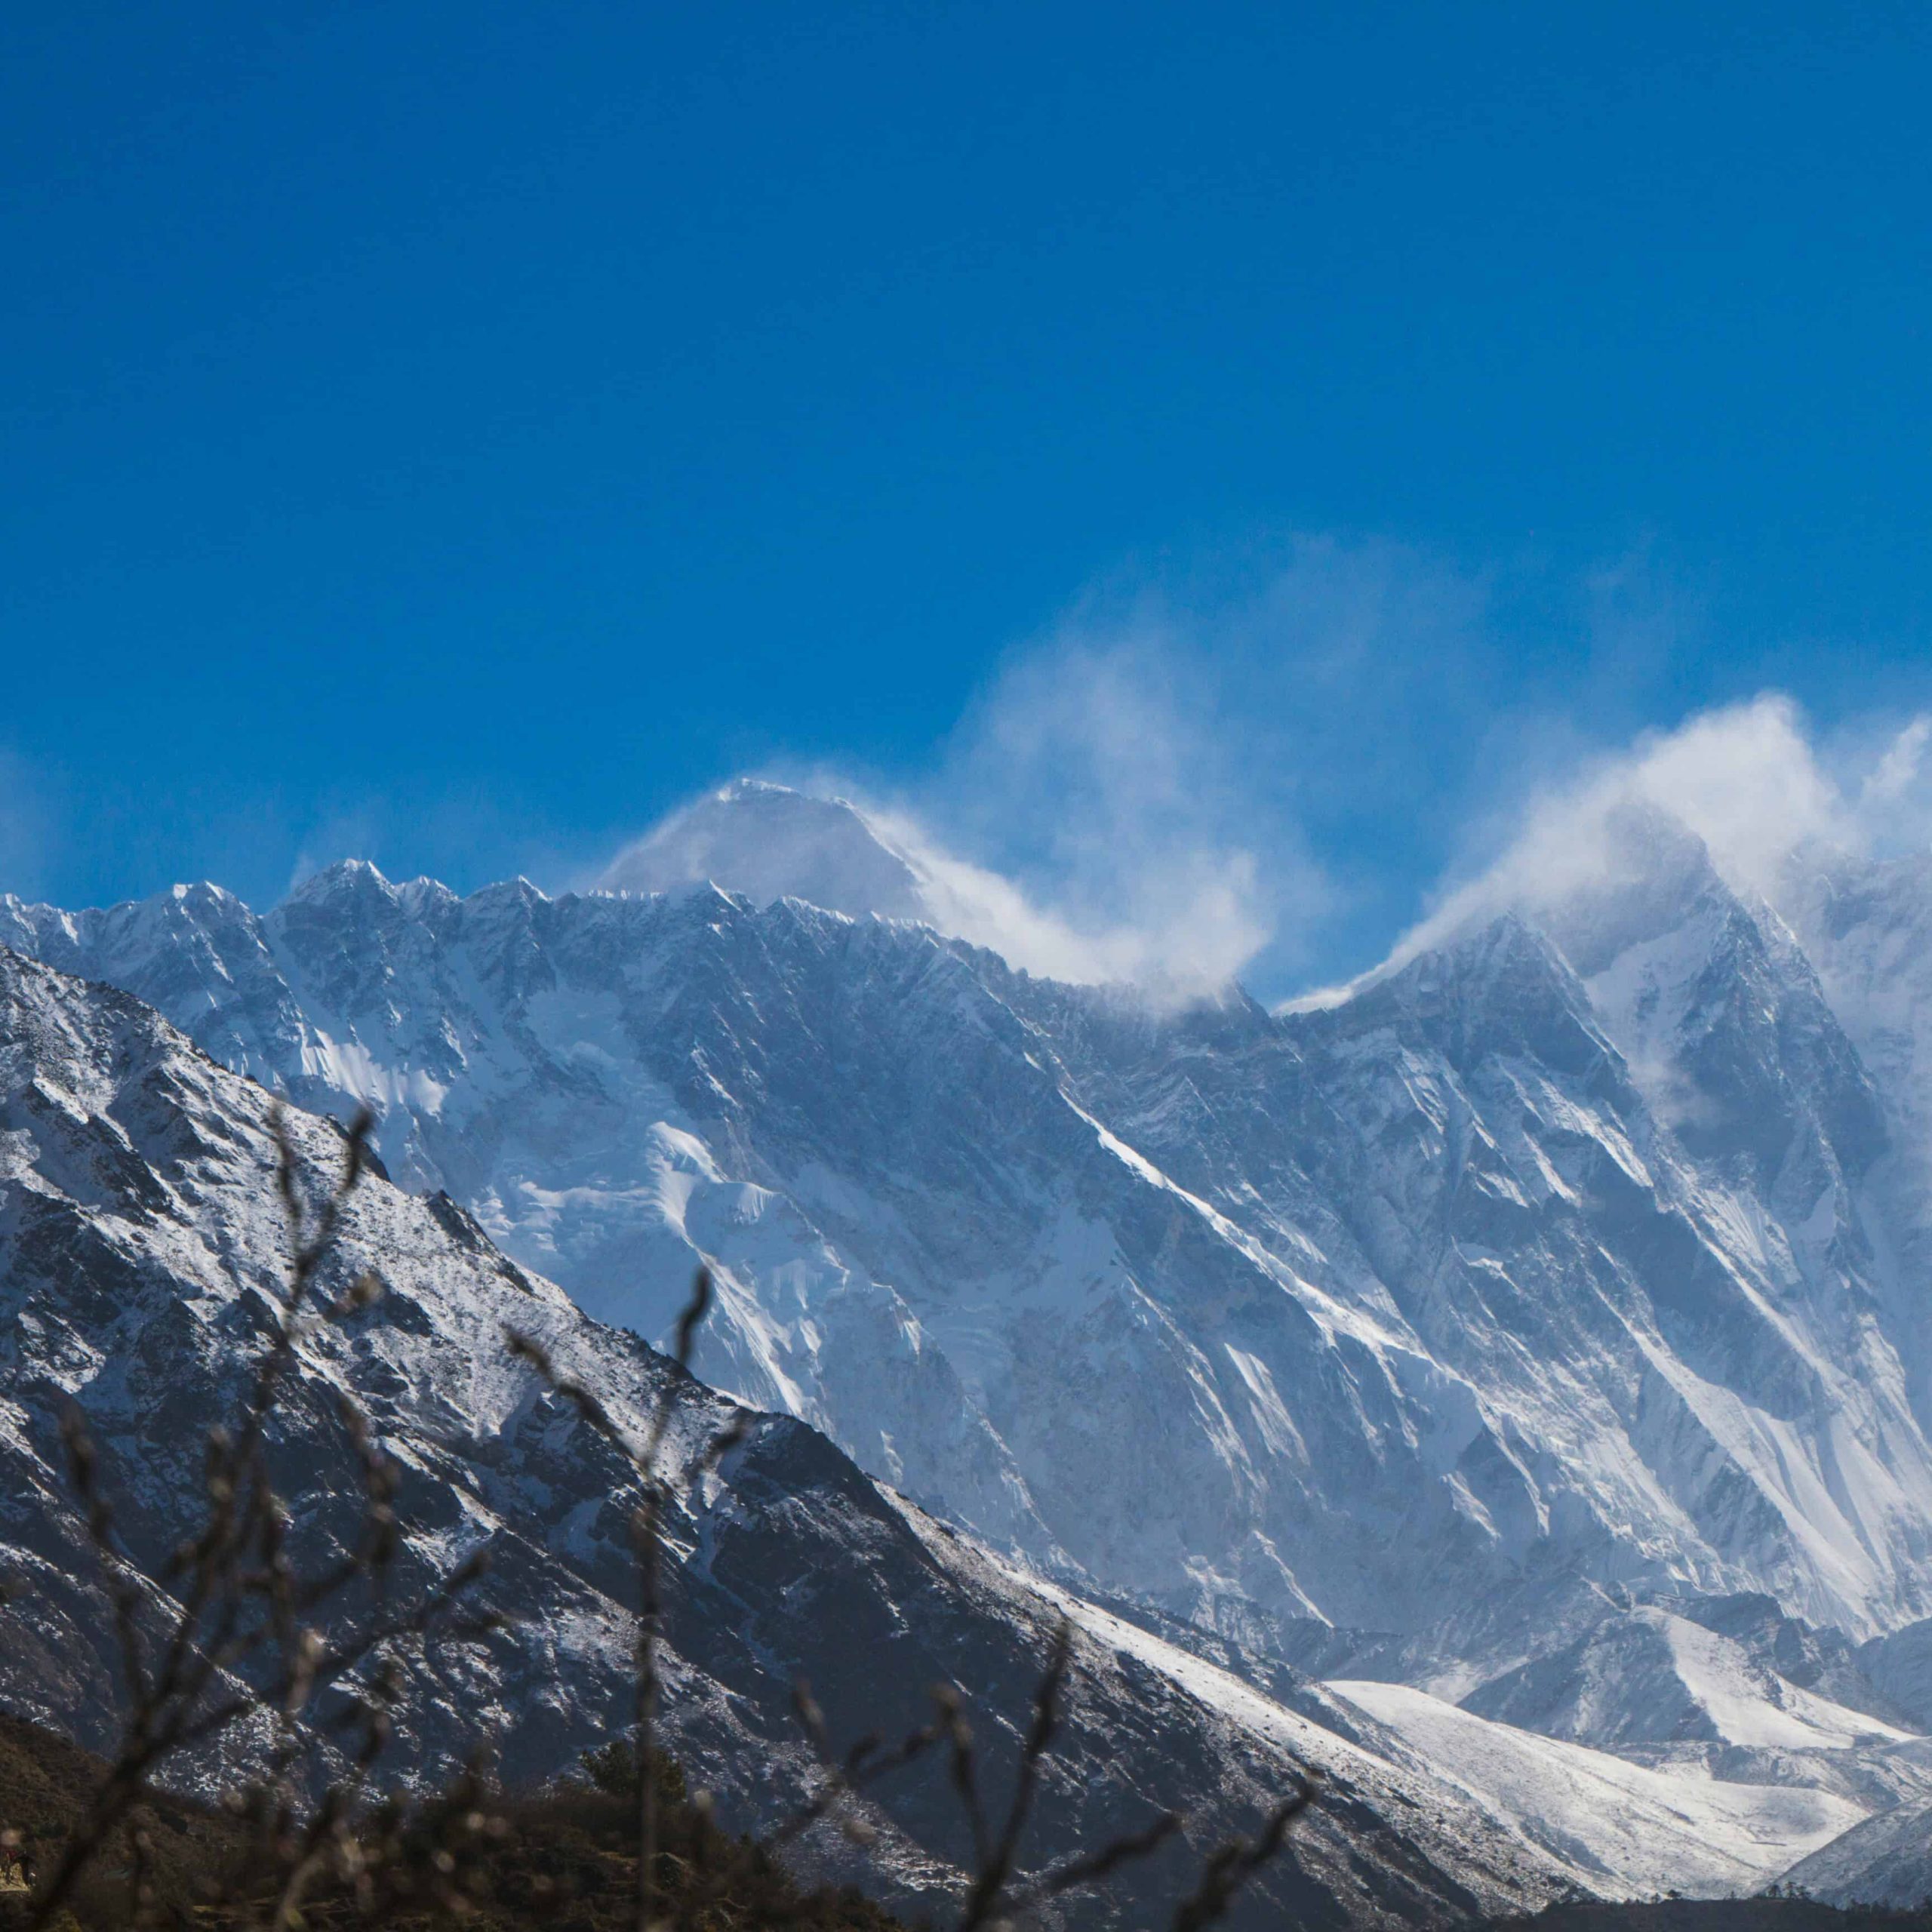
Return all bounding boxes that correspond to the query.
[595,774,1258,995]
[1291,693,1932,1008]
[590,540,1932,1009]
[597,685,1932,1020]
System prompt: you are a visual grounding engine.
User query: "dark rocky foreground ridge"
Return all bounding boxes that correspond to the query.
[0,945,1570,1928]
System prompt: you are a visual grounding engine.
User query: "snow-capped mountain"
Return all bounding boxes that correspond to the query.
[599,778,938,921]
[13,787,1932,1641]
[16,777,1932,1900]
[1772,843,1932,1419]
[0,943,1580,1929]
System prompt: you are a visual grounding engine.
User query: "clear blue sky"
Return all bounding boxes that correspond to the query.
[4,3,1929,983]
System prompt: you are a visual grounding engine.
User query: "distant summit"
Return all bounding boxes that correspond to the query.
[598,778,936,923]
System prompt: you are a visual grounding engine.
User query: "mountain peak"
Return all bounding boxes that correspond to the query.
[1530,798,1734,980]
[281,856,399,909]
[1317,908,1617,1080]
[598,778,932,922]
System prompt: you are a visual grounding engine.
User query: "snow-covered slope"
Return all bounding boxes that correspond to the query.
[599,778,935,921]
[0,944,1577,1930]
[1462,1605,1911,1754]
[1327,1680,1863,1899]
[1777,1789,1932,1906]
[1770,844,1932,1424]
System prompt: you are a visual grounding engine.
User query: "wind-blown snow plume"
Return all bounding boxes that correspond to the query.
[1292,693,1932,1007]
[595,608,1300,995]
[912,536,1524,992]
[593,538,1516,992]
[593,648,1289,995]
[916,632,1278,989]
[592,525,1932,1014]
[593,774,1223,992]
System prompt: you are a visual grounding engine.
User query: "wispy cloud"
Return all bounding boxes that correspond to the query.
[906,628,1284,992]
[591,537,1518,994]
[1293,693,1932,1007]
[891,534,1523,992]
[589,534,1932,1008]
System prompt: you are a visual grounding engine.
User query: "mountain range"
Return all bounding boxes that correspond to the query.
[11,775,1932,1912]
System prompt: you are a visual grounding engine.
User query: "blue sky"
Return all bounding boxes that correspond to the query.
[4,3,1929,992]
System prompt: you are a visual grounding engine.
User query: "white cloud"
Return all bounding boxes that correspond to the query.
[863,795,1259,990]
[1854,715,1932,848]
[884,534,1502,992]
[592,688,1932,1010]
[909,629,1291,992]
[592,764,1269,998]
[1628,694,1852,893]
